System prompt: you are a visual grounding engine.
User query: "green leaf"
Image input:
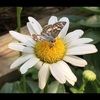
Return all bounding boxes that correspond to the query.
[83,29,100,44]
[13,80,30,93]
[47,81,65,93]
[83,7,100,14]
[26,79,40,93]
[70,87,83,93]
[0,83,14,93]
[12,81,23,93]
[57,84,66,93]
[26,67,38,80]
[85,82,97,93]
[91,80,100,93]
[32,69,38,80]
[47,81,59,93]
[79,15,100,27]
[12,81,28,93]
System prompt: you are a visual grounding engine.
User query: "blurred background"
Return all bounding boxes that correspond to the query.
[0,7,66,36]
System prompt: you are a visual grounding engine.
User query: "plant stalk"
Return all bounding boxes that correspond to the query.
[16,7,23,56]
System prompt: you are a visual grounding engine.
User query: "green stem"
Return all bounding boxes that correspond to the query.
[79,79,87,93]
[16,7,23,32]
[44,85,48,93]
[16,7,27,93]
[22,74,27,93]
[16,7,23,56]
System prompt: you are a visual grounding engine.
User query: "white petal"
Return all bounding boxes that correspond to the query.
[20,55,40,74]
[63,55,87,67]
[59,17,69,22]
[58,17,69,38]
[8,43,33,53]
[38,63,50,89]
[50,61,77,85]
[28,16,42,34]
[58,61,77,86]
[67,44,98,55]
[64,29,84,43]
[27,22,41,35]
[10,54,33,69]
[27,22,37,35]
[9,42,27,46]
[34,61,43,70]
[65,77,76,86]
[68,38,93,48]
[9,31,35,47]
[50,62,66,84]
[48,16,58,25]
[59,61,77,81]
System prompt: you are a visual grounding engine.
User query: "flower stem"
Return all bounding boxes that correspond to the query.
[79,79,87,93]
[16,7,23,32]
[16,7,23,56]
[22,74,27,93]
[16,7,27,93]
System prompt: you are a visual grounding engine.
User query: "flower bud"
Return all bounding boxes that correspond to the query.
[83,70,96,81]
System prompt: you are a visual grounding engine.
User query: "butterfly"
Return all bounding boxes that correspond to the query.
[32,21,66,42]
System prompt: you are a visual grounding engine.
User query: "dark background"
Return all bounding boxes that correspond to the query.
[0,7,66,36]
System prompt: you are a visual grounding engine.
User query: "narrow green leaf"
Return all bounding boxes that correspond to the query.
[32,69,38,80]
[70,87,83,93]
[12,81,26,93]
[85,82,97,93]
[79,15,100,27]
[57,84,66,93]
[47,81,66,93]
[16,7,23,32]
[83,7,100,14]
[26,80,40,93]
[26,68,38,80]
[0,83,14,93]
[47,81,59,93]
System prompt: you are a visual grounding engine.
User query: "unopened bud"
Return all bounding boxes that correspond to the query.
[83,70,96,81]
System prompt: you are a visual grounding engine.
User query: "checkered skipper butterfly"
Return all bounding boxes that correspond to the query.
[32,21,66,42]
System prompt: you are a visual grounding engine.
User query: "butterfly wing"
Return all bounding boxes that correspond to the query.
[52,22,66,38]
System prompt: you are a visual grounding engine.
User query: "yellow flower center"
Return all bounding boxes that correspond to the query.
[34,38,66,63]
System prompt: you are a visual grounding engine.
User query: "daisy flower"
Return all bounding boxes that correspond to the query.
[8,16,98,89]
